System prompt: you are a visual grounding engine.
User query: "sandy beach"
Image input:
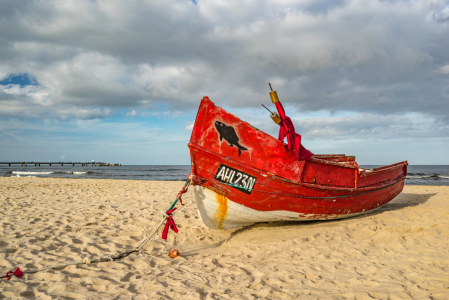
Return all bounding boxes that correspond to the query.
[1,177,448,299]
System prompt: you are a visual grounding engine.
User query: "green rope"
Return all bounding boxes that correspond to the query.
[166,179,191,213]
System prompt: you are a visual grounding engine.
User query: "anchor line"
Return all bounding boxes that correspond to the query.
[2,178,193,281]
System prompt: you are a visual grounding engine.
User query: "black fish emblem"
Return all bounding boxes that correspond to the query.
[214,121,248,156]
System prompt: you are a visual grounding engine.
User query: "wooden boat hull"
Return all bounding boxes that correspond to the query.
[194,180,404,229]
[189,97,407,229]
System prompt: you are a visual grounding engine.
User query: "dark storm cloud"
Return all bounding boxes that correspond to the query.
[0,0,448,122]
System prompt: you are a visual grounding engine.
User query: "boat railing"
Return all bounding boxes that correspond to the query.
[373,161,408,171]
[360,161,408,178]
[309,157,359,169]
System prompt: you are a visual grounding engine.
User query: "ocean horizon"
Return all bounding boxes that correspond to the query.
[0,164,448,186]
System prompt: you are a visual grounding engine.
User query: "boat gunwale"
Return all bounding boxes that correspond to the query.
[308,156,358,169]
[372,161,409,172]
[360,162,408,177]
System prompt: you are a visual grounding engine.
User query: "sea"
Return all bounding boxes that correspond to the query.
[0,165,192,181]
[0,164,448,186]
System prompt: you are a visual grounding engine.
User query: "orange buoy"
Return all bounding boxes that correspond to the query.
[169,249,179,258]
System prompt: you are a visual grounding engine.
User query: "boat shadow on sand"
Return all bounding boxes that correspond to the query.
[180,191,435,256]
[369,191,435,215]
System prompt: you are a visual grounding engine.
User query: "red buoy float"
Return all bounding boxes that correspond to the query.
[169,249,179,258]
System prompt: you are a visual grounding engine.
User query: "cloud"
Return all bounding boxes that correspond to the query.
[294,113,449,140]
[437,64,449,75]
[0,127,22,141]
[185,122,194,130]
[0,0,448,164]
[126,109,137,117]
[230,105,449,142]
[0,0,448,120]
[433,3,449,22]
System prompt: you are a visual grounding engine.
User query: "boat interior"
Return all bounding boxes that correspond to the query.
[302,154,407,188]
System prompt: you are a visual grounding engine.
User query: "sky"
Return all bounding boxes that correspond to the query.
[0,0,448,165]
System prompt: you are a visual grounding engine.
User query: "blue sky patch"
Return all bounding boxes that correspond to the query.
[0,73,39,87]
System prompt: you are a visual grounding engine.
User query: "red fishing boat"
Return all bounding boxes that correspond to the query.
[188,89,408,229]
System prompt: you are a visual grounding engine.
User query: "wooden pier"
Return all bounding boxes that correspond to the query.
[0,162,121,167]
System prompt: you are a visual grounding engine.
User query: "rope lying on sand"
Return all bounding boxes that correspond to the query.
[2,178,192,281]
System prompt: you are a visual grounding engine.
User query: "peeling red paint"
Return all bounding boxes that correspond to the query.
[189,97,408,221]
